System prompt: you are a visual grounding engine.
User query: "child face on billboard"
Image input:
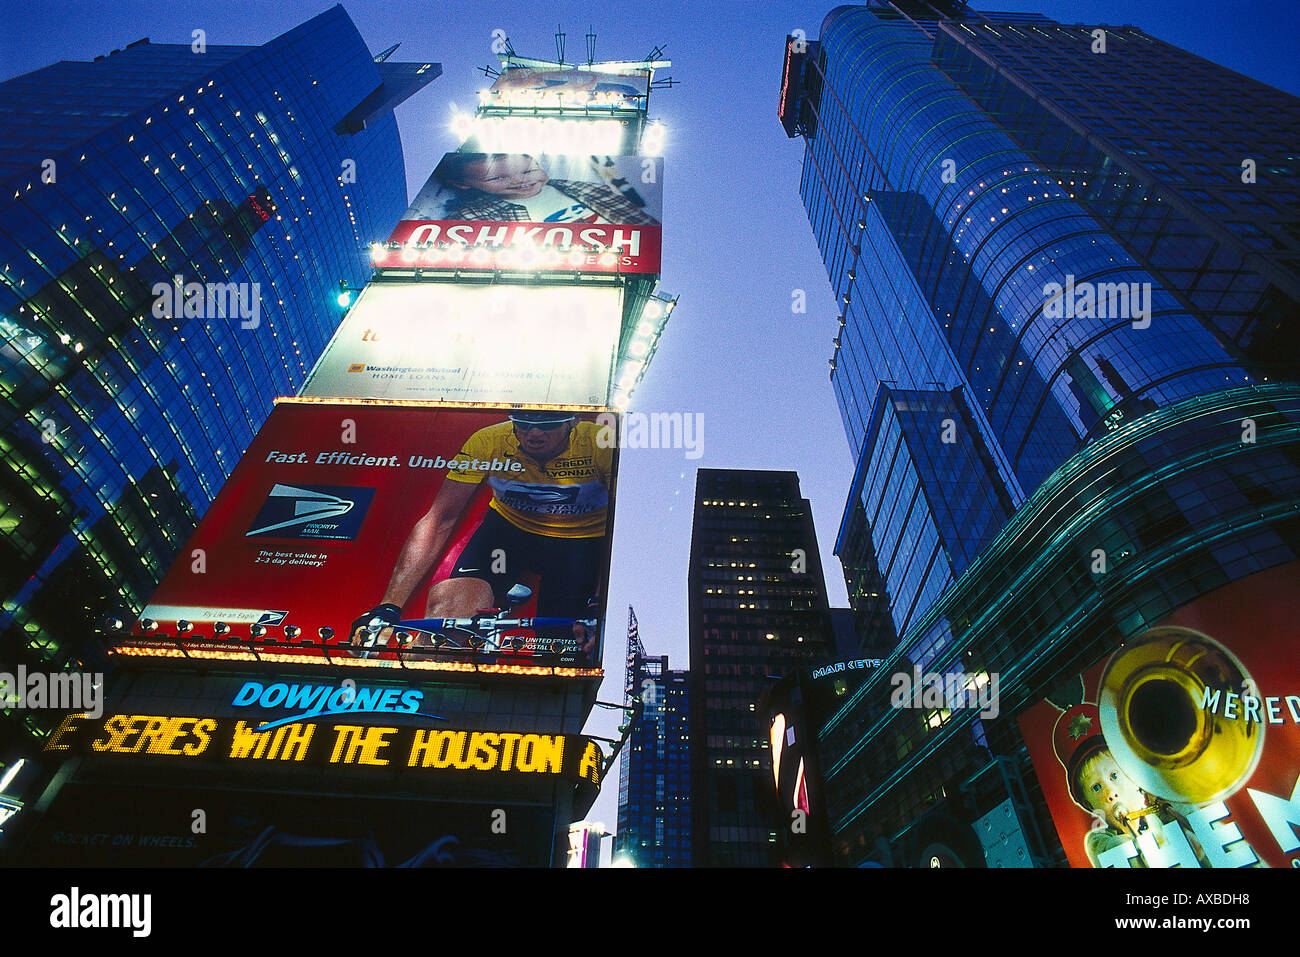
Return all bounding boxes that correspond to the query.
[453,156,548,198]
[1078,750,1147,831]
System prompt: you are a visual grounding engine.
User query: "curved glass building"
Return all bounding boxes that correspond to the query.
[780,2,1300,866]
[0,7,438,749]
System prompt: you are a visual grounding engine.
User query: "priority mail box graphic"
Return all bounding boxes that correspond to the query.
[246,484,375,541]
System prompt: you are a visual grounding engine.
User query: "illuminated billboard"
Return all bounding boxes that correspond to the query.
[378,153,662,275]
[480,66,649,111]
[778,36,819,138]
[763,671,835,867]
[300,283,621,405]
[132,401,618,671]
[1018,562,1300,868]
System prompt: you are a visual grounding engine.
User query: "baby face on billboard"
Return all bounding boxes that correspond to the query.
[1077,749,1148,832]
[451,155,547,199]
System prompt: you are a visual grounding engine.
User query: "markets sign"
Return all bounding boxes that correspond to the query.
[810,658,885,679]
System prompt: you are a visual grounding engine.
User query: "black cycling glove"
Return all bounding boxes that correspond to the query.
[349,603,403,644]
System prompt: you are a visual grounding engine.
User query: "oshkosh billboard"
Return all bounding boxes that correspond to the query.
[376,153,662,275]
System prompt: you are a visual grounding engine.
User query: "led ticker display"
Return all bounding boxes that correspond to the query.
[132,401,618,670]
[301,283,623,404]
[45,711,604,784]
[378,153,662,275]
[1018,563,1300,869]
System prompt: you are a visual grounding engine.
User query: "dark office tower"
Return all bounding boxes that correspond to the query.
[616,609,691,867]
[688,469,837,866]
[0,9,438,744]
[780,5,1300,869]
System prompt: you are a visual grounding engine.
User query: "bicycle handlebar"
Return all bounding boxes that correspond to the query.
[398,617,597,631]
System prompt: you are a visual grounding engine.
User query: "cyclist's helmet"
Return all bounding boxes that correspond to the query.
[509,410,578,427]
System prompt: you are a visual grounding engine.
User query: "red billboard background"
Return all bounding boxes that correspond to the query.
[1018,562,1300,868]
[132,401,617,669]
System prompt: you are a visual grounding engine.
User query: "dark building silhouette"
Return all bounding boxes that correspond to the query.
[688,469,837,866]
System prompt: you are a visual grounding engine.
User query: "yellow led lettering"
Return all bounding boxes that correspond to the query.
[470,732,500,770]
[92,712,132,748]
[515,734,563,773]
[183,718,216,756]
[436,730,470,769]
[497,733,522,770]
[536,735,564,774]
[133,717,171,753]
[45,712,88,752]
[514,738,561,774]
[278,722,314,761]
[579,741,602,784]
[516,735,536,772]
[330,724,395,765]
[269,727,300,760]
[91,714,143,752]
[329,725,353,764]
[67,713,591,780]
[452,730,476,770]
[408,728,440,767]
[150,717,188,755]
[230,721,275,759]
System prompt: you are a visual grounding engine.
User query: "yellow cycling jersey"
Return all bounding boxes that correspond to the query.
[444,420,612,538]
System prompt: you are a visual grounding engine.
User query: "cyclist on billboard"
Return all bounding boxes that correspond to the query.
[350,411,612,661]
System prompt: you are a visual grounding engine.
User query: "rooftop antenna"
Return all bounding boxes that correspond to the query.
[644,43,666,62]
[554,25,566,64]
[585,26,597,65]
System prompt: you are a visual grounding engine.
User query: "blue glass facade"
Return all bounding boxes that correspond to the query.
[0,8,438,747]
[838,384,1013,641]
[784,3,1300,866]
[616,649,692,867]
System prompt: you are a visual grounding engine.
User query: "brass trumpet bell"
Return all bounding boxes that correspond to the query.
[1099,626,1264,805]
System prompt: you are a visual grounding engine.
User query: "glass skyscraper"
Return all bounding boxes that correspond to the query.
[0,8,438,754]
[688,468,838,866]
[616,618,691,868]
[781,2,1300,866]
